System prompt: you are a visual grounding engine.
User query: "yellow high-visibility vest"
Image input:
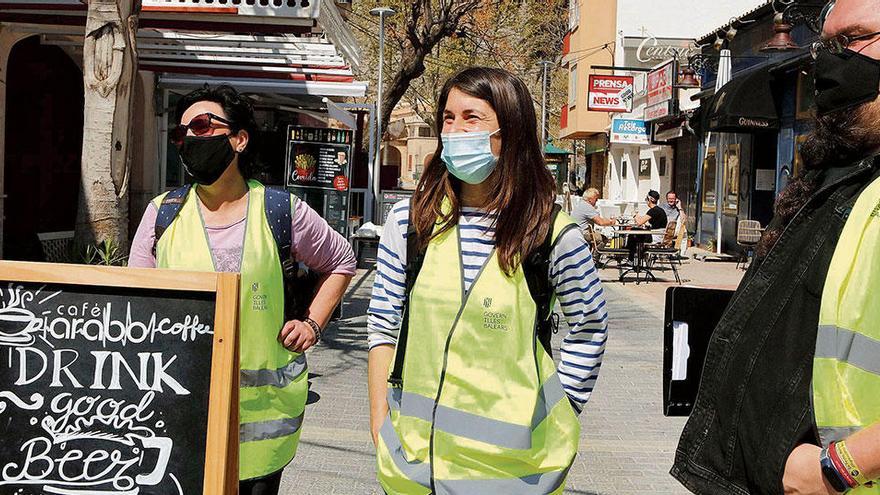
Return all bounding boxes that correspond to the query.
[154,180,308,480]
[376,206,581,495]
[814,175,880,493]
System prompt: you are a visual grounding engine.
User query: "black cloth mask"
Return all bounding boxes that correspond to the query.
[814,48,880,116]
[178,134,236,185]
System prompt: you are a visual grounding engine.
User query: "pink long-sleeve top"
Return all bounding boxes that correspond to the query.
[128,194,357,276]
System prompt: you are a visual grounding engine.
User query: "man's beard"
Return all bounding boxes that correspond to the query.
[757,99,880,258]
[800,101,880,170]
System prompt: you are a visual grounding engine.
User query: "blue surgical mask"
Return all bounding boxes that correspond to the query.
[440,129,500,184]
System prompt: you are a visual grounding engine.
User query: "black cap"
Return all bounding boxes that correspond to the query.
[647,190,660,202]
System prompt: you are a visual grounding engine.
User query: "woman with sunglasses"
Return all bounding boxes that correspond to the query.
[129,85,356,494]
[367,67,609,494]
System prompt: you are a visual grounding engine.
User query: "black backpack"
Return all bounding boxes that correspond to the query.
[388,204,575,387]
[153,184,318,320]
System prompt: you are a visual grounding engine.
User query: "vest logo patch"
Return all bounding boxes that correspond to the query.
[251,283,268,311]
[483,297,492,308]
[483,310,509,332]
[871,200,880,218]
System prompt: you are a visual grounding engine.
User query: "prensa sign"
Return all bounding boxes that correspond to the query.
[588,75,634,113]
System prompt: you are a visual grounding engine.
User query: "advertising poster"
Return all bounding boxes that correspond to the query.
[587,75,634,113]
[647,61,674,107]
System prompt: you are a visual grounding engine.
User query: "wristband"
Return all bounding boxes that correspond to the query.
[836,441,871,487]
[829,442,858,489]
[304,317,322,341]
[822,445,853,493]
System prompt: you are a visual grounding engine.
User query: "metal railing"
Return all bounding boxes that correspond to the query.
[141,0,321,18]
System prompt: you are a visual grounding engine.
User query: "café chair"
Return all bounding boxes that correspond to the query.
[584,224,628,275]
[736,220,763,270]
[644,221,681,284]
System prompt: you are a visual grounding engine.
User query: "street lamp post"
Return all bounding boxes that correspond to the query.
[539,60,553,146]
[370,6,395,223]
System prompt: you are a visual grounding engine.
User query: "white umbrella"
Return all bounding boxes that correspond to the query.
[712,49,732,254]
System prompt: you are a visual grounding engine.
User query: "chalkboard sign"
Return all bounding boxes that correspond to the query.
[0,262,239,494]
[380,190,413,225]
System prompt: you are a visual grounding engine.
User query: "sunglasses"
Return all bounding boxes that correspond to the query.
[170,112,234,146]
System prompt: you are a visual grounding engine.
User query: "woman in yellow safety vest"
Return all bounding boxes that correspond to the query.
[367,67,609,494]
[129,85,356,495]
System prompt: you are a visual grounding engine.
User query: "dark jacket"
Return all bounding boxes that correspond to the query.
[671,156,880,495]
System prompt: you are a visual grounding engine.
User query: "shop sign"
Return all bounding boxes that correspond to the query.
[610,118,650,145]
[636,37,698,64]
[645,101,671,121]
[647,61,674,107]
[587,75,634,113]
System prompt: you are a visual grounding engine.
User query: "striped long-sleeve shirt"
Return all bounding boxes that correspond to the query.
[367,200,608,413]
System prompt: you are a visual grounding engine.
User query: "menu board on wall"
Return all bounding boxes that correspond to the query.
[285,126,353,191]
[285,126,353,238]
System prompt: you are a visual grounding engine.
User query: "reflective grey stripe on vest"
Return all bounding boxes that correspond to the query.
[818,425,864,447]
[386,375,567,451]
[240,413,304,443]
[435,467,569,495]
[815,325,880,375]
[379,414,431,489]
[240,354,308,388]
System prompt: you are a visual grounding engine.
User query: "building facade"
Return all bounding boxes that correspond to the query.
[0,0,367,260]
[561,0,765,210]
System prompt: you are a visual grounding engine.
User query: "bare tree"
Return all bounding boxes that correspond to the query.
[377,0,484,133]
[74,0,139,252]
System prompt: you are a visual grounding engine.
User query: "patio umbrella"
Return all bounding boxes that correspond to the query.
[712,49,732,254]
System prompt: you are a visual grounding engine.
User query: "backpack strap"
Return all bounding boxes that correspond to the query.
[388,208,426,387]
[264,186,293,263]
[524,203,571,356]
[153,184,192,256]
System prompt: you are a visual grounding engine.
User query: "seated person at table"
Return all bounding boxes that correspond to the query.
[572,188,616,229]
[633,190,668,242]
[572,188,616,247]
[626,190,668,260]
[661,190,685,225]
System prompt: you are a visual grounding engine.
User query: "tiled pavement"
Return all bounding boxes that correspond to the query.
[279,253,744,494]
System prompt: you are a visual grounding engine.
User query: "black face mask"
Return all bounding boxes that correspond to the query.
[814,48,880,116]
[178,134,236,185]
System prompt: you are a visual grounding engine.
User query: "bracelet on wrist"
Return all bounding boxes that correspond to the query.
[822,445,853,493]
[304,317,322,341]
[835,441,871,487]
[829,442,859,489]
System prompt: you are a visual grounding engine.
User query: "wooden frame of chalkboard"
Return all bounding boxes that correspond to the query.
[0,261,240,495]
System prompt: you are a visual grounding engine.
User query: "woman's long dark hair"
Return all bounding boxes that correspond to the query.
[411,67,556,276]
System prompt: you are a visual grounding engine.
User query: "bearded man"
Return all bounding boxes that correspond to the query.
[672,1,880,494]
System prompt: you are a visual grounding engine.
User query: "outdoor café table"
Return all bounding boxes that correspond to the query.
[615,227,665,283]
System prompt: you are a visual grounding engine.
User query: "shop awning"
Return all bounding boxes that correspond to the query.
[704,66,780,133]
[543,142,572,156]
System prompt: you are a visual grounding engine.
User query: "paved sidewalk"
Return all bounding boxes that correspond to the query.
[279,254,745,494]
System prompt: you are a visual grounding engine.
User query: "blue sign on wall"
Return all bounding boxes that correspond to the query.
[610,118,650,145]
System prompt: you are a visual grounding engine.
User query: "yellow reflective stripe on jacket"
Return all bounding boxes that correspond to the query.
[815,175,880,493]
[377,205,580,495]
[153,180,307,480]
